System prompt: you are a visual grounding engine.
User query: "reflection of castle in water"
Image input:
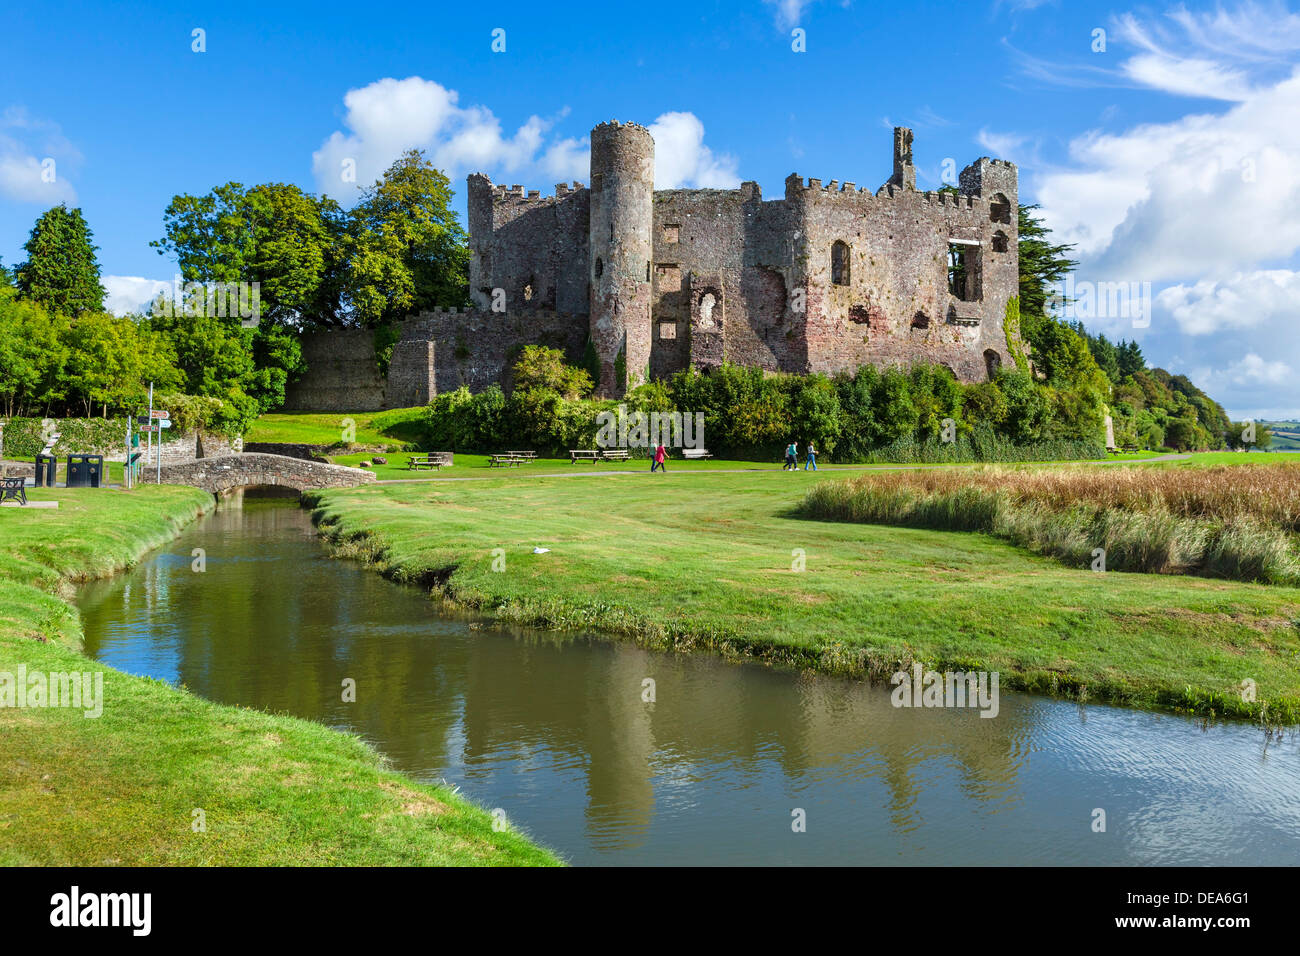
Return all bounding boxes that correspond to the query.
[86,502,1035,849]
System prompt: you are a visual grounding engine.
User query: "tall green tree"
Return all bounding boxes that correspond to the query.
[1017,204,1077,322]
[346,149,471,325]
[152,182,345,326]
[15,205,106,315]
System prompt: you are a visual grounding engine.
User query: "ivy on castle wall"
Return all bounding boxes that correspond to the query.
[1004,296,1028,373]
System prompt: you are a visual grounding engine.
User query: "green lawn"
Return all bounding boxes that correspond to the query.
[0,485,559,865]
[305,470,1300,722]
[1164,450,1300,467]
[243,407,427,447]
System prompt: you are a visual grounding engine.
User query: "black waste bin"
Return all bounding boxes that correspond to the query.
[34,454,57,487]
[66,454,103,488]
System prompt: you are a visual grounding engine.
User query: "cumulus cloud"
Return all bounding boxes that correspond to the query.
[648,112,740,189]
[312,78,737,197]
[0,108,79,203]
[1157,270,1300,336]
[102,276,171,316]
[1003,3,1300,416]
[311,77,554,200]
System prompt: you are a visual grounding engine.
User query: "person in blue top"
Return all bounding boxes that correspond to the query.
[804,440,817,471]
[783,442,798,471]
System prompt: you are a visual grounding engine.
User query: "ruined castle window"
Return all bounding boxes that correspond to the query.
[656,264,682,292]
[992,231,1009,253]
[698,293,717,329]
[947,241,980,302]
[646,260,651,282]
[831,241,850,286]
[984,349,1002,380]
[523,283,534,302]
[911,311,930,330]
[658,321,677,340]
[663,224,680,243]
[595,257,604,278]
[990,194,1011,225]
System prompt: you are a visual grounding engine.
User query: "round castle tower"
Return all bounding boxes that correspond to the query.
[588,121,654,397]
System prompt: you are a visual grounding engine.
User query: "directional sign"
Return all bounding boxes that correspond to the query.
[158,419,172,429]
[138,424,161,434]
[150,410,170,420]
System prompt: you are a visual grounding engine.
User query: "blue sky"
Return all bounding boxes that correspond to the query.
[3,0,1298,417]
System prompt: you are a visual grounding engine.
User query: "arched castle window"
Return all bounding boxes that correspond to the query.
[595,257,603,278]
[989,193,1011,225]
[984,349,1002,380]
[992,231,1009,253]
[831,241,850,286]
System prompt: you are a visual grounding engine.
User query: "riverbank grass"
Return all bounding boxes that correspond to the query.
[0,486,559,865]
[306,471,1300,722]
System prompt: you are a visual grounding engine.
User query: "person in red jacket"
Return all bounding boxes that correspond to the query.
[651,443,668,473]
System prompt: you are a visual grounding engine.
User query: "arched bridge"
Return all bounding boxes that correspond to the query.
[145,453,377,494]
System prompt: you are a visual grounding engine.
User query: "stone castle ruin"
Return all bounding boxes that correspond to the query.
[285,121,1019,410]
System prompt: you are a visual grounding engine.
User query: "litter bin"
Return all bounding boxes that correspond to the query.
[66,454,103,488]
[34,454,57,487]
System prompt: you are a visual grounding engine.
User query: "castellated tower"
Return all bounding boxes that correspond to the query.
[588,121,654,397]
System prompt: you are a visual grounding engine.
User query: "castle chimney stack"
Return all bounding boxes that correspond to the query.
[890,127,916,190]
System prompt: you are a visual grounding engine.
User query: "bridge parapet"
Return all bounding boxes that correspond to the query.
[144,453,377,494]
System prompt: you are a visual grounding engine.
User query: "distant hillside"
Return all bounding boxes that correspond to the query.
[1261,421,1300,451]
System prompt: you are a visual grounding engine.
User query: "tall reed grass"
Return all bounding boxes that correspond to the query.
[801,464,1300,585]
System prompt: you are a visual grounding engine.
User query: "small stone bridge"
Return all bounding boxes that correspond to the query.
[144,453,376,495]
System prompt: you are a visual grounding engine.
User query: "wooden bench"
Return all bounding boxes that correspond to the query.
[1120,444,1140,454]
[681,448,713,460]
[0,476,27,506]
[488,454,526,468]
[600,449,630,462]
[406,453,453,471]
[570,450,602,464]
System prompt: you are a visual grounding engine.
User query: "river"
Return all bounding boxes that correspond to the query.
[75,494,1300,865]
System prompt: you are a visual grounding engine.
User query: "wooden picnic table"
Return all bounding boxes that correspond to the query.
[406,453,453,471]
[570,450,601,464]
[488,454,526,467]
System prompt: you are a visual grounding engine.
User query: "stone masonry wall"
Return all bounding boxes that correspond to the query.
[283,329,387,411]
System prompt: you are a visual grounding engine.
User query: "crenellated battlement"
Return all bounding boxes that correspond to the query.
[480,179,587,202]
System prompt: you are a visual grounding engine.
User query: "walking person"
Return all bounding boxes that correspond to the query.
[783,441,798,471]
[804,440,818,471]
[651,442,668,473]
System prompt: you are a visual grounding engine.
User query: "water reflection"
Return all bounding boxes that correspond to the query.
[76,495,1300,865]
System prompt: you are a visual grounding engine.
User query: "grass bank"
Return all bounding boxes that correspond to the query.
[0,485,559,865]
[801,464,1300,586]
[304,470,1300,724]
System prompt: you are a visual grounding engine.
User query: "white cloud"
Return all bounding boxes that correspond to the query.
[312,77,556,201]
[0,108,79,203]
[312,78,738,197]
[1033,71,1300,284]
[648,112,740,189]
[102,276,171,316]
[1157,270,1300,336]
